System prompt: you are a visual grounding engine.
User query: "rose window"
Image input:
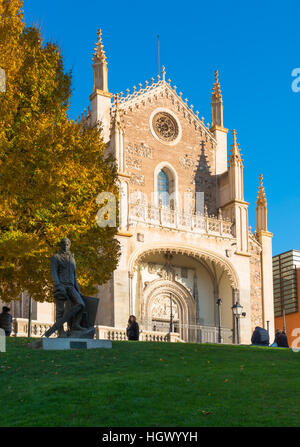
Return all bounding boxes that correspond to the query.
[152,112,179,142]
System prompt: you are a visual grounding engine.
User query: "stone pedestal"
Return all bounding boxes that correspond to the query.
[29,338,112,350]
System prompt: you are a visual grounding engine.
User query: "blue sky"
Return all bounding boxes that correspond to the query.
[23,0,300,255]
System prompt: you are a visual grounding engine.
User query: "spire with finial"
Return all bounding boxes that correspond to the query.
[93,29,107,64]
[211,69,224,129]
[229,129,243,166]
[161,65,166,81]
[89,28,112,141]
[228,129,244,201]
[256,174,268,232]
[257,174,267,207]
[92,28,108,92]
[211,70,222,102]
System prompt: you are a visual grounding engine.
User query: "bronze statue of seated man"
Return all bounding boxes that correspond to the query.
[45,238,96,339]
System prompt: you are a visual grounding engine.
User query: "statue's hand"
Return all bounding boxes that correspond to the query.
[54,283,67,298]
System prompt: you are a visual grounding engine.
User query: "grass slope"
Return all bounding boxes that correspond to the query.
[0,338,300,427]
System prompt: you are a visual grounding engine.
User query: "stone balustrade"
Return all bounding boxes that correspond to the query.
[128,203,234,238]
[9,319,182,342]
[95,326,183,343]
[9,319,232,345]
[11,318,53,338]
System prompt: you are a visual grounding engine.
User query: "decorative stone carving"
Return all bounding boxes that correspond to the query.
[125,156,141,171]
[148,263,159,274]
[151,296,179,320]
[157,264,176,281]
[249,255,263,329]
[179,154,196,169]
[126,142,153,159]
[152,112,179,142]
[181,267,188,278]
[129,173,145,186]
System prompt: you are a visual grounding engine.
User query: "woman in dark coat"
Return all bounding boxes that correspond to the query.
[0,306,12,336]
[126,315,139,341]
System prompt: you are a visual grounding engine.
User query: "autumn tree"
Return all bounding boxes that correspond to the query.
[0,0,120,303]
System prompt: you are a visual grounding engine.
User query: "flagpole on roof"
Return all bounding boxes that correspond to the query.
[157,34,160,76]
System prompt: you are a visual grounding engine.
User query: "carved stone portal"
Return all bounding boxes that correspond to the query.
[141,278,197,342]
[151,296,179,321]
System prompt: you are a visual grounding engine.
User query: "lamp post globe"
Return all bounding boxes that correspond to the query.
[216,298,222,343]
[232,302,243,344]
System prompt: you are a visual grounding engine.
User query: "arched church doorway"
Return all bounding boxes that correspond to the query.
[129,246,238,343]
[150,293,179,333]
[141,272,197,342]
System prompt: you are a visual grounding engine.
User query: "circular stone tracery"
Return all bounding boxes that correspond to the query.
[152,112,179,142]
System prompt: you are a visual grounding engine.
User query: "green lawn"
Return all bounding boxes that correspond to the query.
[0,337,300,427]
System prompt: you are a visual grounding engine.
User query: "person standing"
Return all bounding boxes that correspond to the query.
[126,315,139,341]
[0,306,12,336]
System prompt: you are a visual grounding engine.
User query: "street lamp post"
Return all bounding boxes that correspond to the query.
[27,295,32,338]
[216,298,222,343]
[232,302,243,344]
[169,294,173,334]
[282,307,286,333]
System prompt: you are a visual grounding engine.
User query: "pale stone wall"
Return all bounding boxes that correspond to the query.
[36,301,54,323]
[95,278,114,327]
[217,172,230,211]
[258,231,275,342]
[218,274,234,329]
[213,128,228,175]
[122,94,218,215]
[249,236,263,332]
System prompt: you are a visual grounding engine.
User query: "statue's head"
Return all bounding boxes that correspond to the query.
[59,238,71,252]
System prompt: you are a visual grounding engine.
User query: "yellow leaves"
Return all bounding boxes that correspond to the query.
[0,2,120,303]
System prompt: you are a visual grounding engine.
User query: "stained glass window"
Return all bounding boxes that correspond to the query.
[158,169,169,206]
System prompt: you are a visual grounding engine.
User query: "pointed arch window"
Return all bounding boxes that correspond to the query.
[158,169,170,206]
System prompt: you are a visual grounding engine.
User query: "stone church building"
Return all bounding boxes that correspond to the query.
[2,30,274,343]
[85,30,274,344]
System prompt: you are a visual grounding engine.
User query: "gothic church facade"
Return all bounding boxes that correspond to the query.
[83,30,274,343]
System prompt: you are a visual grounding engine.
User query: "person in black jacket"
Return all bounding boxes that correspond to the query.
[126,315,139,341]
[272,329,281,346]
[0,306,12,336]
[277,330,289,348]
[251,326,269,346]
